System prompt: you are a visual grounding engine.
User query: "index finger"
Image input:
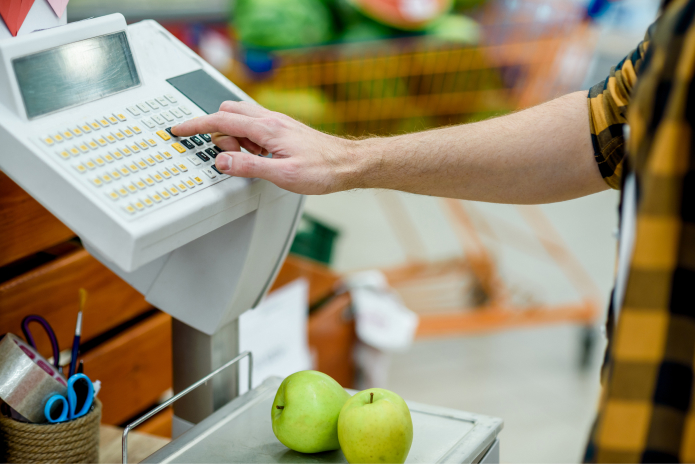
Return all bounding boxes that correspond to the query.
[171,112,268,143]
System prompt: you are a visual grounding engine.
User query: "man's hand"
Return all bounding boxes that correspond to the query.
[171,101,362,195]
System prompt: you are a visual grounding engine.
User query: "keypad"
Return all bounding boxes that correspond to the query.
[40,92,229,217]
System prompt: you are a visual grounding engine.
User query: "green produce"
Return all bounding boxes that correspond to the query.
[338,388,413,463]
[233,0,334,49]
[254,87,331,124]
[271,370,352,454]
[426,14,481,44]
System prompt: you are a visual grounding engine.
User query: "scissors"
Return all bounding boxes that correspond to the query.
[21,315,60,369]
[44,374,94,423]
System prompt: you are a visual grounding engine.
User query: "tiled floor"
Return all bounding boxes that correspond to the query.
[387,325,605,463]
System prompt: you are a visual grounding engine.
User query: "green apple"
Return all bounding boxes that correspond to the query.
[271,370,352,453]
[338,388,413,463]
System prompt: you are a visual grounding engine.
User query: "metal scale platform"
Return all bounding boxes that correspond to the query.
[131,371,503,464]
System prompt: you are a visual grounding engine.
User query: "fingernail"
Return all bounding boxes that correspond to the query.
[170,125,178,134]
[217,153,232,171]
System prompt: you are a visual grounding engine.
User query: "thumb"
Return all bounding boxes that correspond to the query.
[215,152,284,184]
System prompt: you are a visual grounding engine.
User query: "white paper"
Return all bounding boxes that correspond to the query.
[238,278,312,394]
[0,0,68,40]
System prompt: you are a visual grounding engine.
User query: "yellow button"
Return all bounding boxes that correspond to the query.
[97,138,107,146]
[44,136,55,146]
[153,174,163,182]
[119,167,130,176]
[161,170,172,179]
[162,151,173,159]
[192,176,203,184]
[106,135,116,143]
[95,157,105,166]
[109,191,119,200]
[143,198,154,207]
[160,190,171,199]
[137,160,147,169]
[131,145,141,153]
[136,180,146,189]
[122,147,132,156]
[131,125,142,134]
[177,163,188,172]
[127,184,138,193]
[100,119,109,126]
[154,154,164,162]
[124,129,134,137]
[116,113,127,121]
[156,130,171,141]
[91,178,103,187]
[111,170,122,179]
[128,163,139,172]
[115,132,125,140]
[74,164,87,173]
[88,141,98,150]
[144,177,155,186]
[70,147,80,156]
[63,131,74,139]
[185,179,195,188]
[112,150,124,159]
[125,205,136,214]
[54,134,64,142]
[152,194,162,203]
[147,139,157,146]
[168,186,180,195]
[118,188,128,196]
[171,143,186,153]
[108,116,118,124]
[82,124,92,133]
[102,174,112,183]
[73,128,83,136]
[90,122,100,130]
[85,161,96,169]
[170,166,180,176]
[104,154,114,162]
[178,182,187,191]
[59,150,71,160]
[138,141,148,150]
[79,144,89,153]
[145,157,156,166]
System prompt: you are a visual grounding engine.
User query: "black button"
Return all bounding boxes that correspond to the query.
[190,135,204,146]
[213,145,223,153]
[211,165,223,175]
[181,139,195,149]
[205,148,217,159]
[165,127,175,137]
[200,134,211,143]
[196,152,210,162]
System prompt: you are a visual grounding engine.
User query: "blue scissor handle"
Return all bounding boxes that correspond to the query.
[44,374,94,423]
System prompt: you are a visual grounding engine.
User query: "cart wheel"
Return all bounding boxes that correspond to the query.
[579,325,596,370]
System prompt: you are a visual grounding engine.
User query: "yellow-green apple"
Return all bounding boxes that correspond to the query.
[338,388,413,463]
[271,370,351,453]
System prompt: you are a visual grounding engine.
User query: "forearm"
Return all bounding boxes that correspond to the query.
[348,91,607,203]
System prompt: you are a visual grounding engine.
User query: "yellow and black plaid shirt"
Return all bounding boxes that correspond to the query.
[585,0,695,461]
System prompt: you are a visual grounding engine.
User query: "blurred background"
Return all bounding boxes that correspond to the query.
[59,0,657,461]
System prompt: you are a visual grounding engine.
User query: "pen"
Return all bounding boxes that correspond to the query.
[69,289,86,378]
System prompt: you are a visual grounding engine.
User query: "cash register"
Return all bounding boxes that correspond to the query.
[0,14,502,463]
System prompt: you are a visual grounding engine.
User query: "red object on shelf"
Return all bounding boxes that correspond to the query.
[0,0,36,36]
[349,0,452,30]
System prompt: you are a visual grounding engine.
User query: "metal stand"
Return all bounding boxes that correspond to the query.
[122,350,253,464]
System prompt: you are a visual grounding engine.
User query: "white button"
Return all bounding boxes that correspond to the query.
[191,175,204,185]
[151,115,165,125]
[115,113,127,121]
[165,94,177,103]
[187,155,202,166]
[203,168,217,179]
[156,97,168,106]
[170,108,183,118]
[124,205,136,214]
[147,100,160,110]
[96,118,109,128]
[142,119,156,129]
[127,106,141,116]
[179,106,192,115]
[137,103,150,113]
[161,112,174,122]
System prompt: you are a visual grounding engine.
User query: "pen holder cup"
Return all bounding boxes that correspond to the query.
[0,398,101,463]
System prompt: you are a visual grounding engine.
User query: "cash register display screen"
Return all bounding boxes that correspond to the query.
[13,32,140,119]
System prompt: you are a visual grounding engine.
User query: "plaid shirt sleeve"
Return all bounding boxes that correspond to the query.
[587,25,652,189]
[584,0,695,461]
